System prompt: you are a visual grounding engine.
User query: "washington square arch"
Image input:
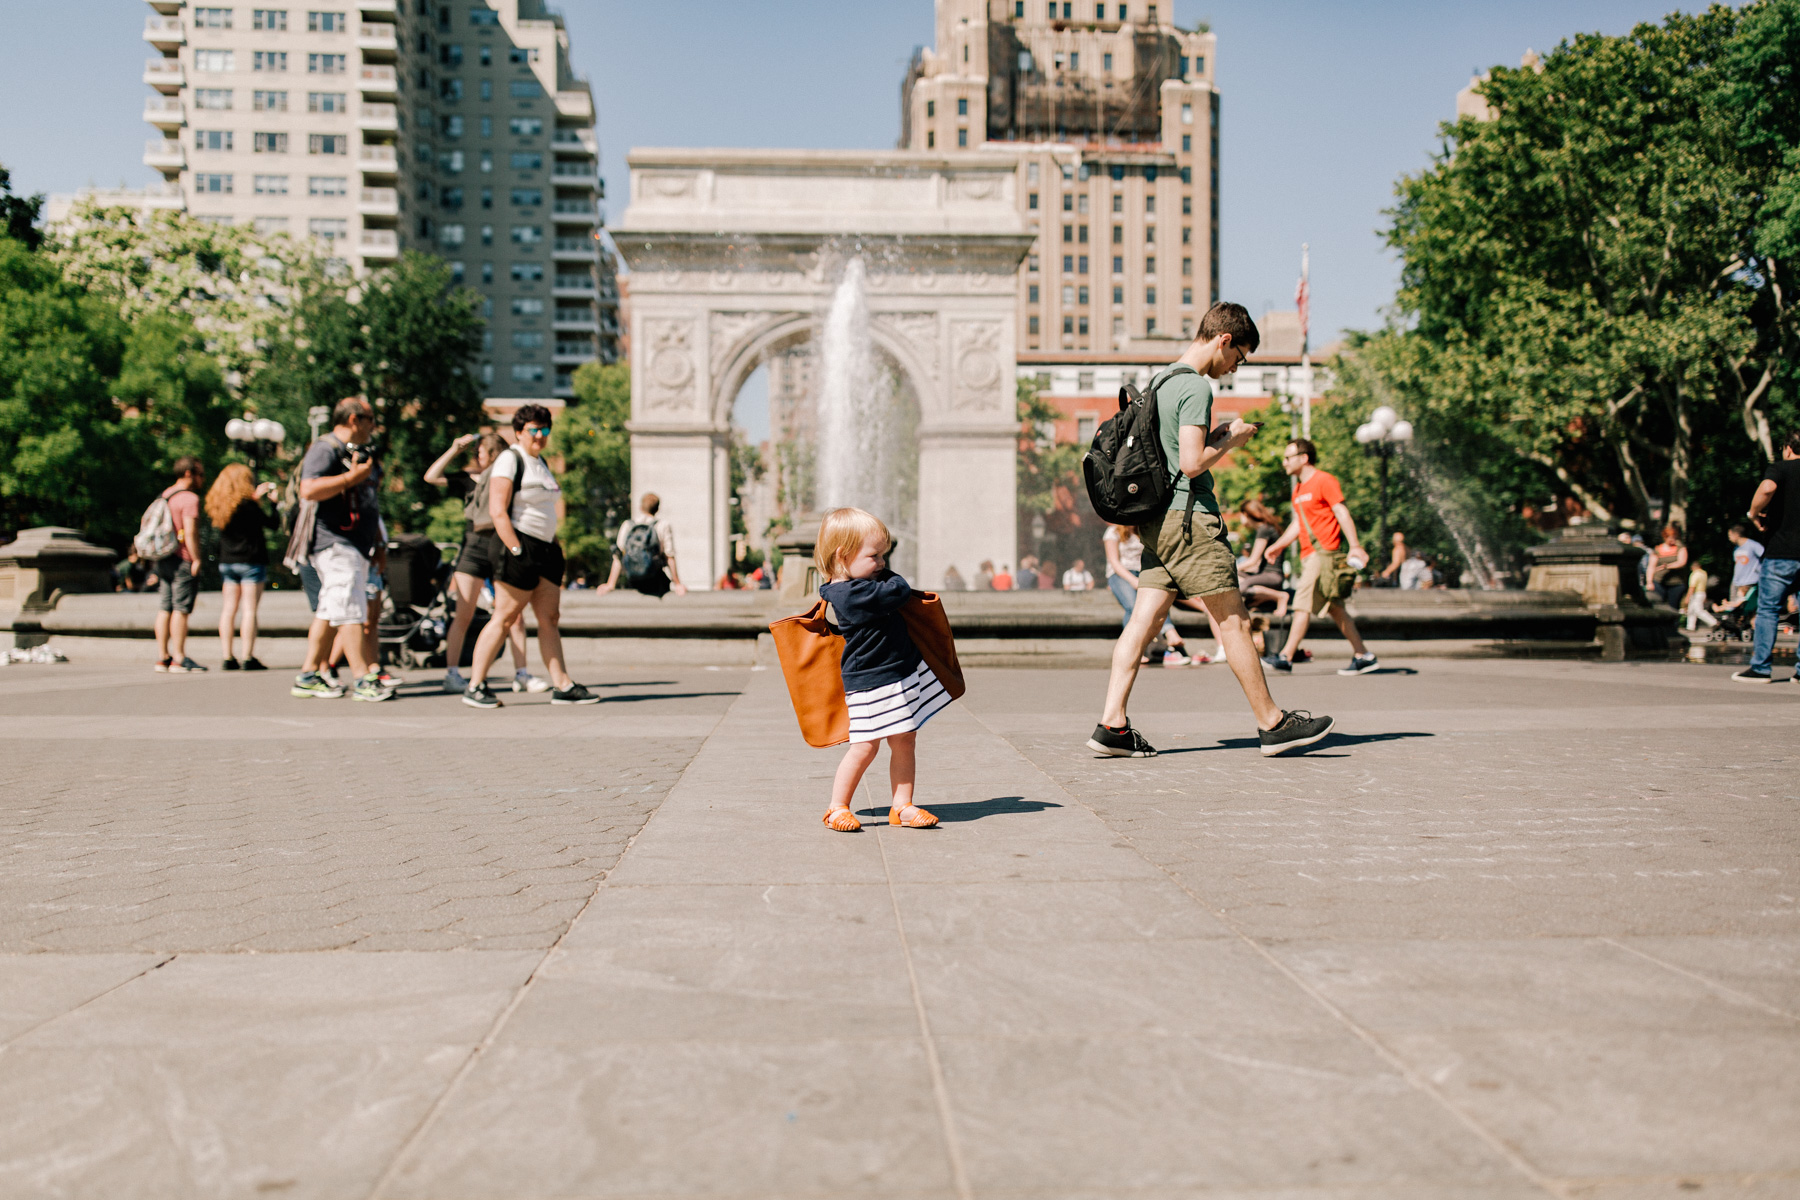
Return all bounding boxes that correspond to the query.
[614,148,1035,589]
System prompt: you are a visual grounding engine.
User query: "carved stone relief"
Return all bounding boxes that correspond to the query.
[642,318,698,412]
[874,312,941,389]
[950,320,1004,411]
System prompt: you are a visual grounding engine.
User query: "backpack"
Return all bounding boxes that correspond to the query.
[620,521,668,595]
[463,452,523,533]
[1081,365,1200,532]
[133,494,180,560]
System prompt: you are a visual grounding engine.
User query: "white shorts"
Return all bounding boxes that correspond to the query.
[314,542,371,627]
[845,660,953,744]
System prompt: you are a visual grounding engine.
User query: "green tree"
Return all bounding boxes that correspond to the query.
[552,360,631,576]
[0,166,44,252]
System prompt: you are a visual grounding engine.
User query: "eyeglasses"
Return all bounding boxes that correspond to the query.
[524,425,551,437]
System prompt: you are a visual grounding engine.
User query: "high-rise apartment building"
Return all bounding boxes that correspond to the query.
[140,0,619,399]
[901,0,1216,353]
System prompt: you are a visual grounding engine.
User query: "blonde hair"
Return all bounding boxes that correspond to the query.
[814,507,892,582]
[205,462,258,530]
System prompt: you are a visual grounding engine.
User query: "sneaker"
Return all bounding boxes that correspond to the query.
[1293,649,1314,664]
[1261,653,1292,672]
[172,657,208,673]
[376,669,405,688]
[1338,653,1380,676]
[1162,650,1193,667]
[155,656,173,673]
[1259,710,1336,757]
[551,682,600,705]
[462,682,502,709]
[443,666,467,694]
[1732,668,1773,684]
[222,657,241,671]
[515,670,553,693]
[291,671,346,699]
[1086,723,1158,757]
[241,657,266,671]
[353,672,397,702]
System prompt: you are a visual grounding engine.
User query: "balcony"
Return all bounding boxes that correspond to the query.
[551,200,596,223]
[357,187,399,216]
[358,0,398,11]
[358,64,397,97]
[358,144,399,174]
[553,311,598,332]
[553,277,594,299]
[143,95,185,130]
[551,129,597,155]
[143,139,185,172]
[143,58,185,91]
[554,91,593,121]
[356,23,397,53]
[146,0,185,13]
[552,237,595,259]
[143,15,184,48]
[551,163,596,182]
[145,182,186,211]
[553,341,596,364]
[357,102,398,132]
[359,229,399,258]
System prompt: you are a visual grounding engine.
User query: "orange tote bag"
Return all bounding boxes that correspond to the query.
[768,600,850,748]
[900,592,966,701]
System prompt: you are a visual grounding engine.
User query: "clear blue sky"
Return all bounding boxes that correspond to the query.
[3,0,1680,346]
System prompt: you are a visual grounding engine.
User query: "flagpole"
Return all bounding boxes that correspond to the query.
[1298,243,1311,439]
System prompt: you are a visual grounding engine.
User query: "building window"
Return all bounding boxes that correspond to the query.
[480,187,492,208]
[1178,56,1188,79]
[510,225,543,244]
[1113,317,1126,336]
[442,115,464,136]
[441,187,464,209]
[1069,52,1079,69]
[1145,286,1157,304]
[1063,194,1073,212]
[511,263,544,281]
[510,189,543,207]
[1078,285,1090,305]
[957,129,968,147]
[509,81,543,98]
[1145,225,1156,244]
[480,45,492,65]
[307,53,346,74]
[449,261,465,284]
[1078,316,1090,335]
[1146,195,1156,213]
[509,152,542,170]
[1016,1,1024,16]
[1062,254,1074,272]
[1028,316,1040,335]
[308,175,346,195]
[1078,225,1088,244]
[1102,52,1112,72]
[480,151,493,173]
[439,150,465,172]
[480,116,493,137]
[1146,317,1157,335]
[1195,56,1205,74]
[927,131,935,149]
[1063,317,1074,335]
[1182,287,1193,305]
[470,7,499,25]
[1078,193,1089,213]
[1112,256,1123,274]
[253,51,288,72]
[1078,255,1089,274]
[1112,194,1123,213]
[194,130,233,151]
[511,298,545,315]
[253,174,288,194]
[309,219,349,242]
[1182,196,1192,214]
[1182,134,1191,152]
[195,50,235,72]
[956,98,969,117]
[308,134,348,155]
[253,216,289,235]
[441,78,464,101]
[1112,285,1123,304]
[307,91,346,112]
[252,132,287,153]
[1061,285,1074,304]
[1028,255,1039,272]
[1146,256,1156,273]
[1027,161,1039,184]
[513,331,546,348]
[194,7,234,28]
[1028,284,1039,303]
[511,364,546,382]
[1028,192,1038,210]
[440,224,465,245]
[440,43,463,66]
[926,100,935,118]
[307,11,346,32]
[481,262,494,283]
[481,224,494,245]
[1062,225,1073,243]
[1077,415,1097,443]
[253,10,287,31]
[1181,257,1192,276]
[479,79,492,101]
[1111,225,1122,244]
[253,90,288,111]
[1181,167,1192,183]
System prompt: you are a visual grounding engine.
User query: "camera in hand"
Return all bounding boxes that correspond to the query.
[348,436,382,465]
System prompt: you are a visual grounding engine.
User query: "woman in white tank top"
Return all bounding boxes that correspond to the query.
[460,404,598,709]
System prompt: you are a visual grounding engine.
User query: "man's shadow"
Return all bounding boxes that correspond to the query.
[856,796,1062,823]
[1155,730,1434,756]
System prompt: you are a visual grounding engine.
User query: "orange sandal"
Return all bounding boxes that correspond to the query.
[889,804,938,829]
[823,807,862,833]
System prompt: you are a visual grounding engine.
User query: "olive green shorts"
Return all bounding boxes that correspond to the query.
[1136,505,1238,600]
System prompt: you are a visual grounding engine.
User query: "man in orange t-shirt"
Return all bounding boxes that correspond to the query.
[1262,438,1379,675]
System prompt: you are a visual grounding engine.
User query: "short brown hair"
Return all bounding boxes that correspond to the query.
[640,492,660,515]
[1198,302,1260,353]
[1289,437,1318,465]
[172,455,203,481]
[332,395,372,425]
[511,403,553,433]
[814,507,891,582]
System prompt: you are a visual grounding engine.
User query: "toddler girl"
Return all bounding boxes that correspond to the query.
[816,507,952,832]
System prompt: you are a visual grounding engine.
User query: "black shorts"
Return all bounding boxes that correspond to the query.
[497,532,565,591]
[454,529,504,580]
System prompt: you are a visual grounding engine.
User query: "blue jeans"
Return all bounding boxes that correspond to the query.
[1750,557,1800,674]
[1107,572,1182,644]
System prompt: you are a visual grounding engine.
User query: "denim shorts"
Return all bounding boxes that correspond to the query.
[366,569,385,601]
[218,562,268,585]
[154,558,198,614]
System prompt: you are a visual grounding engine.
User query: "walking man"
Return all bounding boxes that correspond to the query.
[290,396,395,701]
[1262,438,1379,675]
[149,456,207,673]
[598,493,688,597]
[1734,431,1800,683]
[1087,302,1336,759]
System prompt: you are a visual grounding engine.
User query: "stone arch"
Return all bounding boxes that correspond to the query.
[708,310,937,430]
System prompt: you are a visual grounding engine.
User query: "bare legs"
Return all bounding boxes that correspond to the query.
[1279,601,1367,662]
[1101,586,1283,732]
[469,579,572,690]
[154,610,189,663]
[447,571,531,673]
[827,730,921,819]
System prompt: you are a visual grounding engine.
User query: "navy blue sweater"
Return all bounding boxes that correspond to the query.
[820,571,922,692]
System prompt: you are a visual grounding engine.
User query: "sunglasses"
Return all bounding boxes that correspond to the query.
[523,425,552,437]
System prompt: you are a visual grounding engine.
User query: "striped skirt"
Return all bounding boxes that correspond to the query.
[846,659,953,744]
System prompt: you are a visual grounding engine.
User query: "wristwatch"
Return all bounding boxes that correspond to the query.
[507,543,523,556]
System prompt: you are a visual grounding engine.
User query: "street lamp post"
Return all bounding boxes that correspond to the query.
[225,412,288,475]
[1354,406,1413,553]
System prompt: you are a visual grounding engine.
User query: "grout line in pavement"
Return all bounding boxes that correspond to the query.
[362,684,748,1200]
[1601,936,1800,1024]
[0,953,178,1056]
[958,704,1573,1200]
[867,778,975,1200]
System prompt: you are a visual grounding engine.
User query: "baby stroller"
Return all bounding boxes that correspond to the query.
[1709,583,1757,642]
[378,534,454,668]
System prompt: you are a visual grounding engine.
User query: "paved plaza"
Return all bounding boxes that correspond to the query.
[1,653,1797,1199]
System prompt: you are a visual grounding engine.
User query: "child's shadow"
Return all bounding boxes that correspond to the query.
[857,796,1062,824]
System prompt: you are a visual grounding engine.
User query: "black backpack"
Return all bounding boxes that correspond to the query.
[620,521,669,596]
[1081,365,1201,533]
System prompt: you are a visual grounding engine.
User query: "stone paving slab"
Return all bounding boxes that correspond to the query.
[0,657,1796,1198]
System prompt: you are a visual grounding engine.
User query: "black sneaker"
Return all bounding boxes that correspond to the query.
[462,682,503,709]
[222,657,241,671]
[242,657,267,671]
[1338,653,1380,676]
[154,656,173,673]
[1261,653,1292,672]
[1732,668,1773,684]
[1086,723,1158,757]
[551,682,600,705]
[1258,710,1336,757]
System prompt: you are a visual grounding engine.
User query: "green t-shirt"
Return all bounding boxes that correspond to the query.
[1153,364,1219,516]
